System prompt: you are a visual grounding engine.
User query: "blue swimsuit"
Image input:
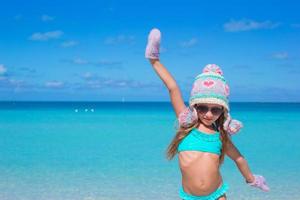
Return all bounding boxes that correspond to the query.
[177,128,229,200]
[178,128,222,155]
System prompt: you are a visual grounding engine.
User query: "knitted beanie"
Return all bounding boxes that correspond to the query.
[189,64,230,111]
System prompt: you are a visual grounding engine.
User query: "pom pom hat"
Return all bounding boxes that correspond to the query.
[178,63,243,135]
[189,64,230,111]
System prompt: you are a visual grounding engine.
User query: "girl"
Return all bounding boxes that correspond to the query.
[145,28,270,200]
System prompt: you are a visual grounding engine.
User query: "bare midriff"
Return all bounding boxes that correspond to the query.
[179,151,222,196]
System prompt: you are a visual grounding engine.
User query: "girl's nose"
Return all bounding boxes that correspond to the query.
[205,111,214,118]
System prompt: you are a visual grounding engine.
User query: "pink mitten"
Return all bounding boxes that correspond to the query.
[177,106,198,128]
[223,113,243,135]
[248,175,270,192]
[145,28,161,59]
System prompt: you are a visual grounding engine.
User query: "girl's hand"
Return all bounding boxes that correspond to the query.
[247,174,270,192]
[145,28,161,59]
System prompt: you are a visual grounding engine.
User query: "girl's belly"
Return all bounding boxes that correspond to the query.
[179,151,222,196]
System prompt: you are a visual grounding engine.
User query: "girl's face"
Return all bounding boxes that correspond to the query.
[194,103,224,126]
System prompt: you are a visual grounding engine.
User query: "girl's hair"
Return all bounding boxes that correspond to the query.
[166,110,230,165]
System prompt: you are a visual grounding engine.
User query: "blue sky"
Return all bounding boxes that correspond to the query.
[0,0,300,102]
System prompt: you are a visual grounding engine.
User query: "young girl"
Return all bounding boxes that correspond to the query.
[145,28,270,200]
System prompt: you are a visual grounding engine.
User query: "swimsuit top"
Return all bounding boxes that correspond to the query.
[177,128,222,155]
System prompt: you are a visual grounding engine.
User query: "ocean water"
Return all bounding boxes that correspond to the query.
[0,102,300,200]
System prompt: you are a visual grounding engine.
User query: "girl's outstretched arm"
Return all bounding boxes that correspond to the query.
[225,139,270,192]
[225,139,255,183]
[149,59,186,117]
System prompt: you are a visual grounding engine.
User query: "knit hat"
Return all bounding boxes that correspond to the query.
[176,64,243,135]
[189,64,230,111]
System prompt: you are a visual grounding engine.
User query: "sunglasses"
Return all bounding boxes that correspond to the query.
[194,104,224,116]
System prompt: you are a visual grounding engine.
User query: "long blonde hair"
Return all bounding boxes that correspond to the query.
[166,111,230,165]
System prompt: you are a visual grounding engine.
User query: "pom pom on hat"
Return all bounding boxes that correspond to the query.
[177,106,198,128]
[203,64,223,75]
[223,113,243,135]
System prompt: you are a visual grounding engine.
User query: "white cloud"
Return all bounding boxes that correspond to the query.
[73,58,89,65]
[104,35,135,45]
[95,60,122,67]
[79,75,159,90]
[272,52,289,60]
[82,72,94,79]
[61,40,79,48]
[45,81,64,88]
[63,58,90,65]
[0,76,26,89]
[224,19,280,32]
[29,30,64,41]
[0,64,7,75]
[180,38,198,48]
[41,15,55,22]
[18,67,36,74]
[9,79,24,85]
[64,58,122,68]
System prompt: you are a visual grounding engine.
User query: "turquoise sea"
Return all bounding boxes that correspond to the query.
[0,102,300,200]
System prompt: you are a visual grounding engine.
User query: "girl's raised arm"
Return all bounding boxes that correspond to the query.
[149,59,187,117]
[145,28,186,117]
